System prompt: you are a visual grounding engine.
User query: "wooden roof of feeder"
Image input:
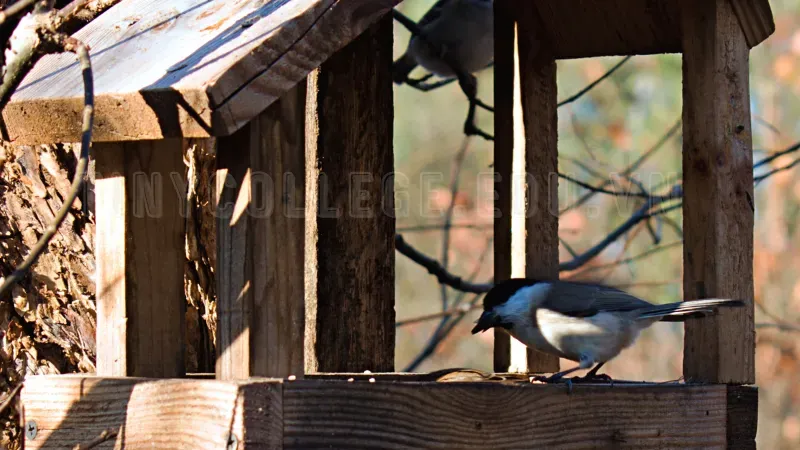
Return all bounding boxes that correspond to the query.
[2,0,398,144]
[2,0,773,145]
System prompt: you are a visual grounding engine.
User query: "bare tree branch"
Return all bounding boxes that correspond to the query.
[557,56,632,107]
[395,234,492,294]
[561,118,682,213]
[0,383,22,416]
[396,303,481,327]
[559,191,682,272]
[0,0,39,26]
[559,172,674,201]
[0,34,93,299]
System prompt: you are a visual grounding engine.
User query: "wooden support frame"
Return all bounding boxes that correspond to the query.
[94,140,188,377]
[21,374,756,449]
[493,0,560,373]
[215,83,307,380]
[303,15,395,373]
[680,0,756,384]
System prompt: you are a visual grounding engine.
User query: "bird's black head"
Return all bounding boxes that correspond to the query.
[471,278,540,334]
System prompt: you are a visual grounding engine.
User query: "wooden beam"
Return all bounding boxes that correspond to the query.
[23,375,744,449]
[3,0,400,145]
[681,0,755,384]
[493,0,559,374]
[21,375,282,449]
[303,16,395,373]
[94,140,187,377]
[282,381,729,448]
[518,2,561,374]
[215,83,307,380]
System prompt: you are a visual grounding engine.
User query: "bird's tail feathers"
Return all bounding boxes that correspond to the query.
[636,298,745,322]
[392,52,417,84]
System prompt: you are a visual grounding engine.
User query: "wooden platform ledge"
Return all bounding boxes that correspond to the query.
[21,374,756,449]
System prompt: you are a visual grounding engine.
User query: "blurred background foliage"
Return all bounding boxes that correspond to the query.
[392,1,800,448]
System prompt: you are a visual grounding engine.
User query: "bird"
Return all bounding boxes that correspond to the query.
[392,0,494,84]
[471,278,745,383]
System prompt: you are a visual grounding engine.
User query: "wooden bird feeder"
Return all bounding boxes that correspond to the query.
[5,0,772,448]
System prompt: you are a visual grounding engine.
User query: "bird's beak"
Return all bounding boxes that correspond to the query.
[471,310,498,334]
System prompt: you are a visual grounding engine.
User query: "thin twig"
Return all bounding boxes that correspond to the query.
[755,156,800,183]
[557,56,632,107]
[561,118,681,213]
[0,36,93,299]
[559,193,682,272]
[566,240,682,279]
[0,0,38,26]
[440,136,472,310]
[395,234,492,293]
[396,303,482,327]
[0,383,22,416]
[559,172,674,201]
[403,238,493,371]
[754,140,800,170]
[756,323,800,332]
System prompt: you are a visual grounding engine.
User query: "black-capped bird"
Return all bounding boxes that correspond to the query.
[471,278,745,382]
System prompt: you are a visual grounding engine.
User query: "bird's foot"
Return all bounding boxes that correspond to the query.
[463,121,494,141]
[574,373,614,383]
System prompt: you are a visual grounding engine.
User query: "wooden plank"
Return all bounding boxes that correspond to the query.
[303,16,394,373]
[729,0,775,48]
[518,2,560,374]
[3,0,399,144]
[493,0,559,374]
[727,385,758,450]
[492,0,525,374]
[680,0,755,384]
[531,0,682,58]
[94,140,187,377]
[21,375,282,449]
[215,82,306,380]
[283,381,728,448]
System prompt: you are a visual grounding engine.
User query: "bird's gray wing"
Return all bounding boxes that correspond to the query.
[540,281,655,318]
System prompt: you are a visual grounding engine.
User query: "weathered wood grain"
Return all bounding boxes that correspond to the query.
[21,376,754,449]
[21,375,283,449]
[527,0,773,58]
[94,140,186,377]
[493,0,559,374]
[283,381,729,449]
[729,0,775,48]
[727,385,758,450]
[303,16,395,373]
[215,82,306,380]
[681,0,755,385]
[518,2,561,374]
[3,0,398,144]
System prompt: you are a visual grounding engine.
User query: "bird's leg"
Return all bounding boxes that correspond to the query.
[458,74,494,141]
[573,362,614,383]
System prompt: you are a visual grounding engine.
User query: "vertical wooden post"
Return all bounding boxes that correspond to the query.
[681,0,755,384]
[304,16,395,373]
[216,83,307,380]
[95,140,187,377]
[493,0,560,373]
